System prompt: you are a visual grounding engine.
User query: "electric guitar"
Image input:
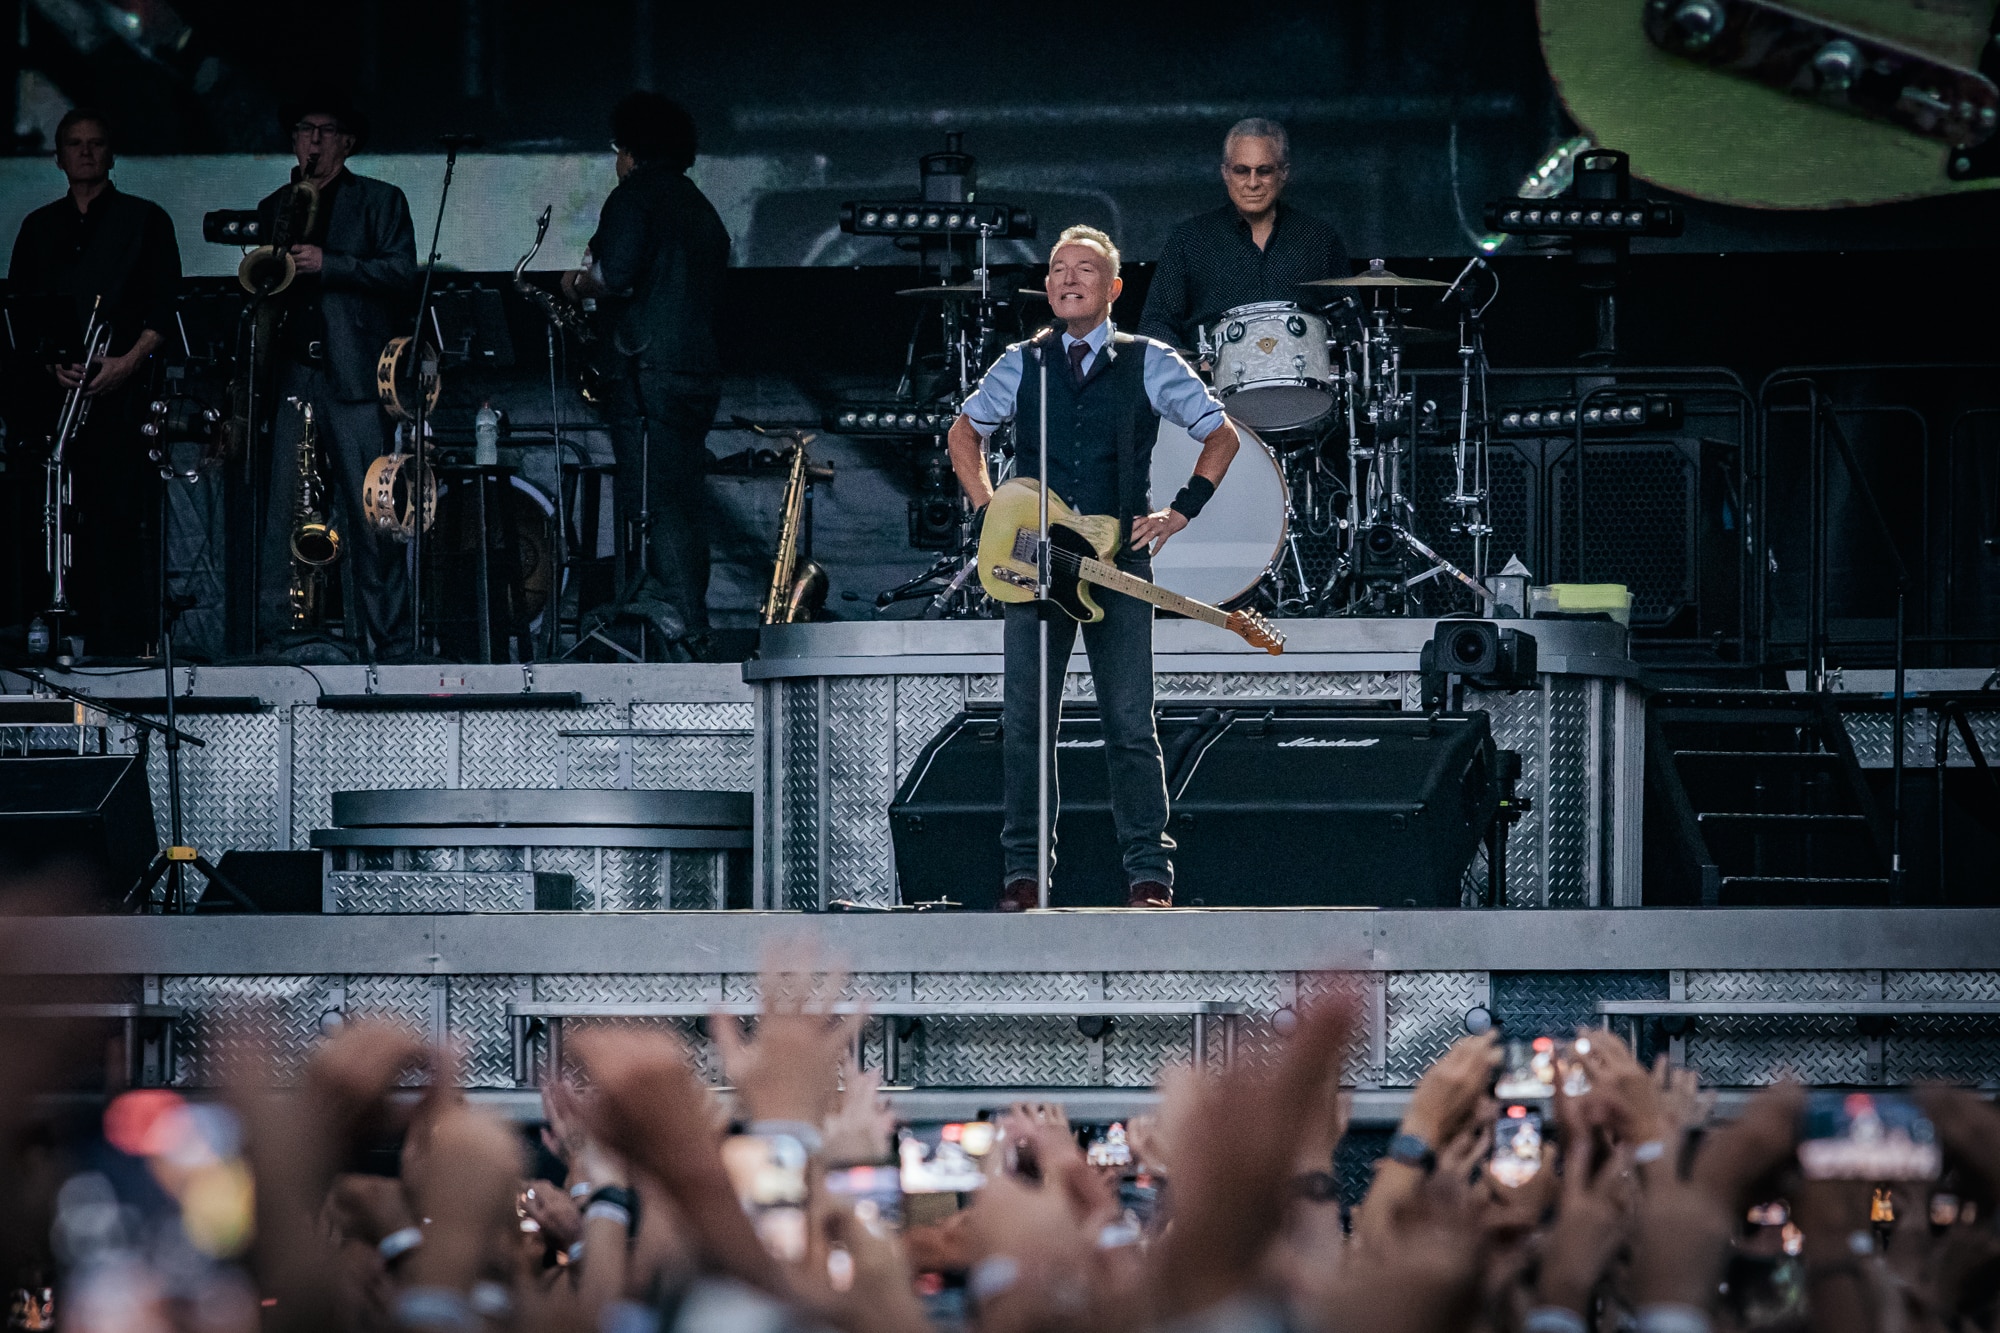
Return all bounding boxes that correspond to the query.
[976,478,1285,655]
[1537,0,2000,208]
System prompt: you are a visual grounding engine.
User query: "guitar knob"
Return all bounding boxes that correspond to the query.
[1812,39,1860,93]
[1669,0,1725,45]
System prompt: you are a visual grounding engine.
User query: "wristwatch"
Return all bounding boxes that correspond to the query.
[1386,1131,1437,1173]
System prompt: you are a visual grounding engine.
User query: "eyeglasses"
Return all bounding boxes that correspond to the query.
[293,122,347,142]
[1226,163,1284,179]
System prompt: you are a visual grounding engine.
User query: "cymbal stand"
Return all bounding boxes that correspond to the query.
[1440,258,1493,588]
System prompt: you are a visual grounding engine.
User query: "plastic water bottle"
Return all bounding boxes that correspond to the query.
[26,615,50,658]
[474,400,500,467]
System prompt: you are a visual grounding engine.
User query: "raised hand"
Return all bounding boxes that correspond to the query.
[714,939,863,1126]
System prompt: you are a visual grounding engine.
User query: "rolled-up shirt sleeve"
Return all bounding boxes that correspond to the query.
[958,344,1026,437]
[1142,343,1227,439]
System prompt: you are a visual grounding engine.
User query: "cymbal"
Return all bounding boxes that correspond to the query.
[895,282,999,300]
[1301,261,1449,289]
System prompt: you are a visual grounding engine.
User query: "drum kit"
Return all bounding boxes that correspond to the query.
[890,256,1499,620]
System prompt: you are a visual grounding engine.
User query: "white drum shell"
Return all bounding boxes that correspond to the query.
[1147,416,1287,607]
[1208,301,1335,433]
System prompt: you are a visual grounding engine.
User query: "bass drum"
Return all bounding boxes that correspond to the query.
[1147,417,1286,608]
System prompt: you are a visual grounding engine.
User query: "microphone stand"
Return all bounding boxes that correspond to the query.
[1036,338,1052,909]
[407,137,474,658]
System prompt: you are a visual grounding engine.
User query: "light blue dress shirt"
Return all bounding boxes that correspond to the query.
[960,319,1227,442]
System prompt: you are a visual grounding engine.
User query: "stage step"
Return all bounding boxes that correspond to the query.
[325,870,577,913]
[1645,691,1893,906]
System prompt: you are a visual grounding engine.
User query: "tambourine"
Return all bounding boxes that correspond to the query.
[375,335,441,423]
[362,451,437,542]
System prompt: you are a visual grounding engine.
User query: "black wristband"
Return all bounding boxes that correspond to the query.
[1170,474,1216,520]
[584,1185,640,1233]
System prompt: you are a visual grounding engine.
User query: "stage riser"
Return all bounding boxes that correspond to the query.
[36,966,2000,1094]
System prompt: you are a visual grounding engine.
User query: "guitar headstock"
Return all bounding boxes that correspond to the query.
[1225,609,1285,655]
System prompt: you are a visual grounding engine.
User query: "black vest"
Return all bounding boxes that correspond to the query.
[1014,329,1160,540]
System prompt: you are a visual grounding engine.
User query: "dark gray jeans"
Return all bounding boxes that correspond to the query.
[1000,570,1174,890]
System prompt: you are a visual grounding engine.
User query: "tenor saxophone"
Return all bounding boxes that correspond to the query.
[762,436,828,625]
[286,400,342,628]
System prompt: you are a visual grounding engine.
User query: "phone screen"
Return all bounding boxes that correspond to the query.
[1084,1122,1133,1169]
[1493,1038,1558,1102]
[1798,1092,1941,1182]
[898,1122,995,1194]
[1489,1103,1545,1187]
[721,1133,810,1262]
[824,1164,904,1231]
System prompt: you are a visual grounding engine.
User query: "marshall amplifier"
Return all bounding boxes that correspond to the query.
[890,704,1500,909]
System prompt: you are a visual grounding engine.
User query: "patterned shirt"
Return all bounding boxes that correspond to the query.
[1135,200,1352,351]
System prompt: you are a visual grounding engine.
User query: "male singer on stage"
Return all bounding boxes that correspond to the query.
[1137,118,1352,351]
[947,225,1240,911]
[565,92,730,658]
[254,86,415,660]
[8,108,181,658]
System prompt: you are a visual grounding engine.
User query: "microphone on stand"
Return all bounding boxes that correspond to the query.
[1439,256,1487,304]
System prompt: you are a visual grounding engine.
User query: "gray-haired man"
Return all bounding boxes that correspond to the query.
[1136,118,1352,352]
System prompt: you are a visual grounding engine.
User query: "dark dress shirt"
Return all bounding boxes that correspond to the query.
[589,162,731,391]
[8,182,181,359]
[1136,200,1351,351]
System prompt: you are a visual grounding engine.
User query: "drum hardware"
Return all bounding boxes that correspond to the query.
[42,296,111,619]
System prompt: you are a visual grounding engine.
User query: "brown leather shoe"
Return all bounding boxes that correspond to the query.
[997,878,1039,912]
[1127,881,1173,908]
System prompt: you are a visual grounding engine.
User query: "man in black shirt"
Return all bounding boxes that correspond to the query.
[1137,118,1351,352]
[253,87,416,658]
[566,92,730,654]
[8,108,181,657]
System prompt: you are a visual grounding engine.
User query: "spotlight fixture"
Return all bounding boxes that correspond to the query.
[201,210,267,244]
[1482,200,1683,238]
[1494,394,1680,434]
[826,404,956,436]
[839,202,1035,239]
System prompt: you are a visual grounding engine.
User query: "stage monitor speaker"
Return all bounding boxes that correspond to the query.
[203,850,324,913]
[0,755,157,903]
[890,704,1499,909]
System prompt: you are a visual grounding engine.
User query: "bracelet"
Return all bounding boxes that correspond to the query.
[1386,1131,1437,1174]
[566,1240,586,1265]
[1632,1139,1668,1165]
[584,1200,632,1229]
[968,1254,1021,1303]
[1170,475,1216,521]
[567,1180,593,1201]
[394,1287,478,1331]
[747,1120,824,1154]
[1634,1303,1712,1333]
[1524,1308,1589,1333]
[377,1226,425,1264]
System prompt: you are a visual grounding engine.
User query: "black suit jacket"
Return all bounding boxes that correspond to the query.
[258,169,417,402]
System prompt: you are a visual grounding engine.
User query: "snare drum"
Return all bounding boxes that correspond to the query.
[1205,301,1336,434]
[1147,416,1286,607]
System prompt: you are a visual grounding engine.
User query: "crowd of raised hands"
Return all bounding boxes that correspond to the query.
[8,945,2000,1333]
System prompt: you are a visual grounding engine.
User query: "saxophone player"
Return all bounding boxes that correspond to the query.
[253,85,416,660]
[563,92,730,658]
[7,108,181,658]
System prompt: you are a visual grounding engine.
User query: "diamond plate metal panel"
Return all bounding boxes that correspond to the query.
[1685,1018,1868,1086]
[461,707,608,789]
[292,710,451,847]
[1684,971,1876,1001]
[341,975,432,1036]
[328,871,534,912]
[1545,677,1591,908]
[1385,972,1486,1085]
[1103,1015,1203,1087]
[1884,971,2000,1001]
[917,1016,1092,1086]
[631,702,757,791]
[827,678,896,907]
[1101,971,1283,1005]
[465,847,525,873]
[1335,1128,1392,1208]
[911,973,1098,1002]
[1843,710,2000,769]
[894,677,965,788]
[564,733,623,789]
[163,975,329,1088]
[451,976,528,1089]
[1478,687,1545,905]
[782,681,821,911]
[536,974,716,1002]
[146,711,283,854]
[1493,972,1671,1037]
[1154,671,1404,700]
[596,849,667,910]
[669,849,725,909]
[1293,971,1376,1081]
[716,972,908,1003]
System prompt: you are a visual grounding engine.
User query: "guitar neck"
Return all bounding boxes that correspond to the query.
[1074,554,1230,629]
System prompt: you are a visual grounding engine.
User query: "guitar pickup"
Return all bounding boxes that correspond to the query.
[1010,529,1043,564]
[990,565,1037,591]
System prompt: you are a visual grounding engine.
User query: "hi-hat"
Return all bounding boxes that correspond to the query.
[1301,259,1449,289]
[896,281,1003,299]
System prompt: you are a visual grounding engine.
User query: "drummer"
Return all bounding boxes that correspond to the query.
[1136,118,1353,352]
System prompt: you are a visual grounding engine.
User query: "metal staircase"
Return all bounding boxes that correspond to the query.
[1644,691,1893,905]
